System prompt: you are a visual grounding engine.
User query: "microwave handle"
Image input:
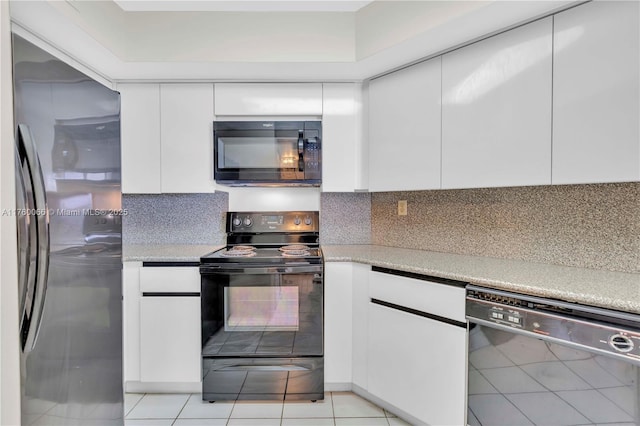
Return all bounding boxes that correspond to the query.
[298,130,305,171]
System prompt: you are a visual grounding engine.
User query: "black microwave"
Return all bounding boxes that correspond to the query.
[213,121,321,186]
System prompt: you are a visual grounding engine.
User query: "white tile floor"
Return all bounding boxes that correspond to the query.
[125,392,412,426]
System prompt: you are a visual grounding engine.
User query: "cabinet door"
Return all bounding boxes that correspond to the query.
[160,84,215,193]
[322,83,366,192]
[369,58,442,192]
[119,84,161,194]
[214,83,322,116]
[552,1,640,184]
[442,18,552,189]
[140,296,201,383]
[123,262,142,384]
[351,263,370,390]
[324,263,353,385]
[368,302,466,426]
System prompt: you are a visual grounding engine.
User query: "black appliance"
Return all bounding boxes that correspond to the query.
[466,285,640,425]
[213,121,321,186]
[200,211,323,402]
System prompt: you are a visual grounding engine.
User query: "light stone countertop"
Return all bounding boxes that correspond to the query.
[321,245,640,314]
[123,244,224,262]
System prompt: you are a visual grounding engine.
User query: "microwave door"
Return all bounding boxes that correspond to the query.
[215,130,303,182]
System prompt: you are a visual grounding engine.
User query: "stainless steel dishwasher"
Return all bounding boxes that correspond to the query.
[466,285,640,426]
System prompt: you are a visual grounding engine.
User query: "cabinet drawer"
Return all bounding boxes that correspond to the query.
[369,269,466,323]
[140,266,200,293]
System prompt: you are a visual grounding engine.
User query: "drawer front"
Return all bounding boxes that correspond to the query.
[140,266,200,293]
[369,270,466,323]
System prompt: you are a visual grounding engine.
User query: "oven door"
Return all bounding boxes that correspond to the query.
[200,264,324,401]
[213,121,321,185]
[201,265,323,358]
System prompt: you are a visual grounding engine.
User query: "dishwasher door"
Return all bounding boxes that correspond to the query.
[468,322,640,426]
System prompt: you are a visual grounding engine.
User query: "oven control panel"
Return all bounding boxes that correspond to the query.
[227,211,319,233]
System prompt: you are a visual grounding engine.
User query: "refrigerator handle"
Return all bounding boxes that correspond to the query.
[17,124,50,353]
[15,143,36,351]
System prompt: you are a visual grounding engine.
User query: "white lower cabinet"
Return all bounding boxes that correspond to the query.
[324,263,354,386]
[124,263,202,390]
[140,295,201,383]
[367,269,467,426]
[351,263,370,390]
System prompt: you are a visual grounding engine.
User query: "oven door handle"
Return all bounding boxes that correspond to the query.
[201,265,323,275]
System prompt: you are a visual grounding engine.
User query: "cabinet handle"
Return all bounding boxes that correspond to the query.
[371,298,467,329]
[142,292,199,297]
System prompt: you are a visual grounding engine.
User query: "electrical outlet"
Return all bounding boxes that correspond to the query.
[398,200,407,216]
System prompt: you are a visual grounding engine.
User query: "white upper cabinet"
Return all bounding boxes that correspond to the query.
[160,84,216,193]
[322,83,366,192]
[214,83,322,116]
[441,18,553,189]
[552,1,640,185]
[119,83,215,193]
[368,57,442,192]
[119,84,162,194]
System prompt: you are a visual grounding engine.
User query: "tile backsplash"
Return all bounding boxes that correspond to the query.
[371,183,640,273]
[123,193,228,245]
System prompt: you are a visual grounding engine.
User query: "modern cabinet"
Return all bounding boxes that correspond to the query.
[123,262,202,391]
[351,263,370,390]
[324,262,370,390]
[160,83,215,193]
[552,1,640,184]
[119,84,162,193]
[368,57,442,192]
[214,83,323,116]
[367,268,467,426]
[119,83,215,193]
[123,261,143,384]
[321,83,367,192]
[324,263,353,386]
[441,18,553,189]
[139,266,201,383]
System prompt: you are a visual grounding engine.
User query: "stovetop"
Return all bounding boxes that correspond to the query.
[201,246,322,264]
[201,211,322,265]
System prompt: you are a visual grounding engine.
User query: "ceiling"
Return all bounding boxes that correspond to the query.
[112,0,374,12]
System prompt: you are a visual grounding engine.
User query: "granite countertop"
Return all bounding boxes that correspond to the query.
[321,245,640,314]
[123,244,224,262]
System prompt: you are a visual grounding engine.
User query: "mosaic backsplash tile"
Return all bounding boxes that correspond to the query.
[371,183,640,273]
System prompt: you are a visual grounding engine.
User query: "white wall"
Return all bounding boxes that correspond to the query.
[222,187,321,212]
[1,1,21,424]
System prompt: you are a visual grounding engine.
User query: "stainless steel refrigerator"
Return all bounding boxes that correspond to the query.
[12,34,123,425]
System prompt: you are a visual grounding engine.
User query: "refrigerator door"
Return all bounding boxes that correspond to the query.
[12,34,124,425]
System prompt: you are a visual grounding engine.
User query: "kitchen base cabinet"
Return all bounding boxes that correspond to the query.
[351,263,370,390]
[124,264,202,393]
[140,296,201,383]
[366,269,467,426]
[324,263,353,388]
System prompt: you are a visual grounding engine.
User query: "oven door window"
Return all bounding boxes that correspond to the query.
[225,286,299,331]
[202,271,323,357]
